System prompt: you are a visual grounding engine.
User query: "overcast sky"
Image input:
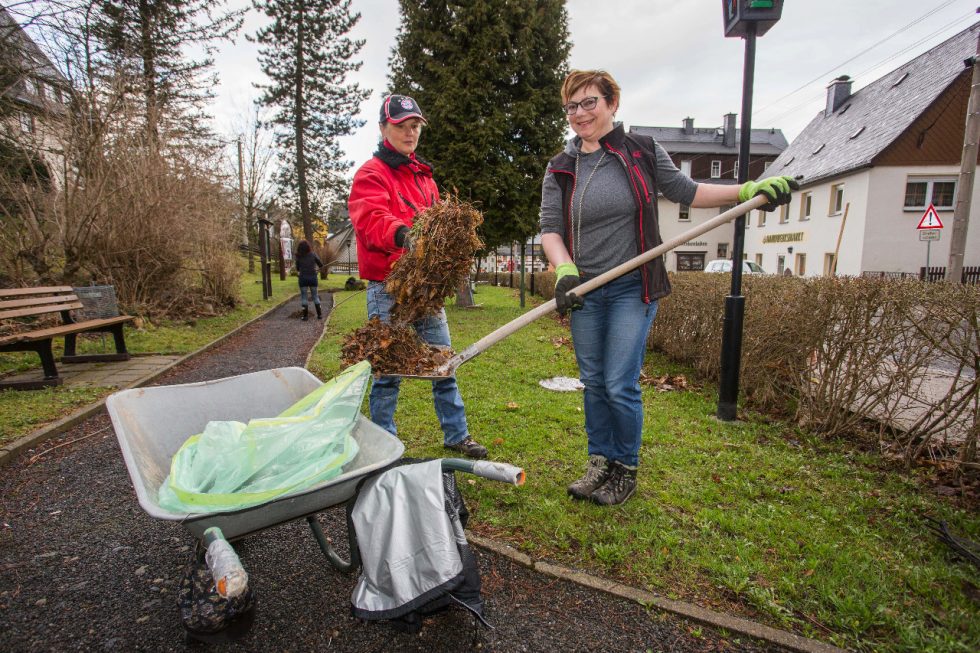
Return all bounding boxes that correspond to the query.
[207,0,979,170]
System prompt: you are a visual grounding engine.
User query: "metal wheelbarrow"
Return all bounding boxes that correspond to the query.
[107,366,525,573]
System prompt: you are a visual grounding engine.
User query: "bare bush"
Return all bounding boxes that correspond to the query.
[650,274,979,478]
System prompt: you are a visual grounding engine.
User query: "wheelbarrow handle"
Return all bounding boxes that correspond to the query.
[442,458,526,486]
[439,194,768,374]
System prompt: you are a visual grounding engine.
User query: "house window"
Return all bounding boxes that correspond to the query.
[717,243,729,259]
[679,204,690,221]
[824,253,836,276]
[733,161,739,180]
[777,255,786,274]
[680,160,692,177]
[796,253,807,276]
[829,184,844,215]
[710,160,721,178]
[799,192,812,220]
[755,253,763,267]
[757,210,766,227]
[18,112,34,133]
[779,203,789,224]
[904,177,956,210]
[676,252,705,271]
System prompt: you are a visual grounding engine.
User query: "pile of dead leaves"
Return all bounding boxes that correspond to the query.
[385,195,483,324]
[640,372,690,392]
[340,318,452,376]
[341,195,483,375]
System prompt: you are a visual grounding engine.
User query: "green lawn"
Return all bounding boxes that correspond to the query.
[309,284,980,653]
[0,266,296,447]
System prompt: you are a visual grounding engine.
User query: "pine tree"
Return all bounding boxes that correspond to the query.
[93,0,245,146]
[388,0,570,251]
[252,0,370,244]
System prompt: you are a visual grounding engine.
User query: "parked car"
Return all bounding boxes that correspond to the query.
[703,259,767,274]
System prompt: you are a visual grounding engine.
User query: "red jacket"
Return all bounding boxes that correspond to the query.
[348,141,439,281]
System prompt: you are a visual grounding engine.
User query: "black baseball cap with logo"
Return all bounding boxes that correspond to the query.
[379,94,427,124]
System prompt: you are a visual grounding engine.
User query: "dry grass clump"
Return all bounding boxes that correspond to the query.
[341,196,483,374]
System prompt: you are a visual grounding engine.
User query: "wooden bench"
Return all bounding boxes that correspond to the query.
[0,286,135,390]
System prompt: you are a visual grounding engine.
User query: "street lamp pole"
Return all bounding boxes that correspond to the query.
[717,0,783,421]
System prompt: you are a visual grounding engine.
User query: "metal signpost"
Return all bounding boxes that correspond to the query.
[717,0,784,421]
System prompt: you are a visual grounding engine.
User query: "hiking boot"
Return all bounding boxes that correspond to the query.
[302,307,308,321]
[315,304,322,320]
[590,461,637,506]
[567,455,610,500]
[444,437,488,459]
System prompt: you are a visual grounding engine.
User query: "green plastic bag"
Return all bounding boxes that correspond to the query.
[158,361,371,513]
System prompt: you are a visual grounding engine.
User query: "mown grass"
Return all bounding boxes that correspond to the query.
[309,283,980,653]
[0,264,296,447]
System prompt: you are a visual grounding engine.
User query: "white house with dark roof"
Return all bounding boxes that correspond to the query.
[630,115,789,272]
[754,22,980,278]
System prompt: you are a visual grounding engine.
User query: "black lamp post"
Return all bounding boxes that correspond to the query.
[717,0,784,421]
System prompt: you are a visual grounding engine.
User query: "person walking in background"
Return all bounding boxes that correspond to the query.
[540,69,796,506]
[294,239,323,321]
[347,94,487,459]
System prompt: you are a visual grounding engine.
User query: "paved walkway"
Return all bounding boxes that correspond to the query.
[1,354,183,389]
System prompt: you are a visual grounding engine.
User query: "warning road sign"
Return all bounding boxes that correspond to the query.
[916,203,944,230]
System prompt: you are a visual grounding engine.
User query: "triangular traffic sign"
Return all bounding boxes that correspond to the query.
[916,204,944,229]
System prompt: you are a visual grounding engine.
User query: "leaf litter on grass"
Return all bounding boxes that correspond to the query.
[340,195,483,375]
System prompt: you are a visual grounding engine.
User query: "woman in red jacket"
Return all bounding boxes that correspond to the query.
[348,94,487,459]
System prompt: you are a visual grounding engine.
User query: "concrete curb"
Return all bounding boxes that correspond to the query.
[467,533,848,653]
[0,293,297,469]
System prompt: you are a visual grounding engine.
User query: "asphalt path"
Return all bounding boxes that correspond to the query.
[0,296,786,652]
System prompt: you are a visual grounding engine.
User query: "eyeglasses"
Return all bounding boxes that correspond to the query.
[562,96,606,115]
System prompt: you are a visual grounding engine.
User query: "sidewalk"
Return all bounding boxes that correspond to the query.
[0,354,183,389]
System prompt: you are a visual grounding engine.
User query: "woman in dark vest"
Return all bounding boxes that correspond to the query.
[294,239,322,321]
[540,69,797,506]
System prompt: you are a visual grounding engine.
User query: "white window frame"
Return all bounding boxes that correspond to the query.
[903,176,956,211]
[733,161,739,180]
[678,204,690,222]
[799,192,812,221]
[757,210,766,227]
[710,160,721,178]
[680,160,692,177]
[829,184,844,216]
[18,112,34,133]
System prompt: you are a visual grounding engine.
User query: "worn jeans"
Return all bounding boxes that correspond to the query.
[570,272,658,467]
[366,281,470,446]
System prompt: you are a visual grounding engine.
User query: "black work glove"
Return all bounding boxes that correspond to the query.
[394,225,415,252]
[554,263,584,316]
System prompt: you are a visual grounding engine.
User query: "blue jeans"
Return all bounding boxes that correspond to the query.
[366,281,470,446]
[299,281,320,307]
[570,272,658,467]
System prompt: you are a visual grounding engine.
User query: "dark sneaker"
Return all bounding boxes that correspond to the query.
[590,461,637,506]
[567,455,610,500]
[445,437,488,459]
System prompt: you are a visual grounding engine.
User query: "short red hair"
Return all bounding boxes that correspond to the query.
[560,69,621,108]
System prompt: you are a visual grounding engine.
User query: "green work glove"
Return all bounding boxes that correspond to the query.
[554,262,584,316]
[737,175,800,212]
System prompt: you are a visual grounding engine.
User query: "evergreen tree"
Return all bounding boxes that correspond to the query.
[93,0,245,146]
[388,0,569,250]
[252,0,370,244]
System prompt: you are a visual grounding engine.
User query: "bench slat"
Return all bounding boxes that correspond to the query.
[0,286,74,299]
[0,315,134,345]
[0,301,84,320]
[0,294,80,311]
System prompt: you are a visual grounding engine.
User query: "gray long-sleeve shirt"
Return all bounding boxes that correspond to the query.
[539,135,697,277]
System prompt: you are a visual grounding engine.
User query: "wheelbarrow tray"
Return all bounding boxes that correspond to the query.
[106,366,404,540]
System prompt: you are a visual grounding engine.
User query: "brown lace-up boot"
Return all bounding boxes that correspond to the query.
[567,455,610,500]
